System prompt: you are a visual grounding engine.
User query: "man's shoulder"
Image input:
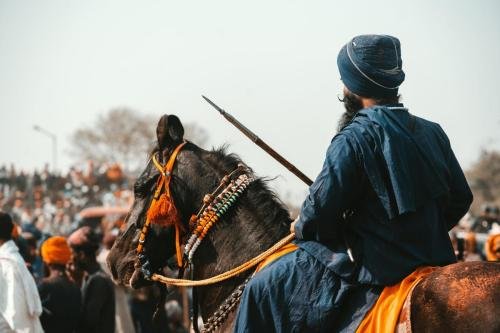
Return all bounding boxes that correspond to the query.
[412,115,451,148]
[0,242,27,270]
[412,114,445,131]
[40,275,78,288]
[351,107,448,139]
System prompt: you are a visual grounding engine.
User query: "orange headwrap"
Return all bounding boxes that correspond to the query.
[41,236,72,265]
[485,233,500,261]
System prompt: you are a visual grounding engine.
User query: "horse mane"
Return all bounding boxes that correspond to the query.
[181,144,293,318]
[142,143,292,234]
[204,145,292,231]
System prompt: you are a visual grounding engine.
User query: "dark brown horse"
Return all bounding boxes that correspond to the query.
[107,114,500,332]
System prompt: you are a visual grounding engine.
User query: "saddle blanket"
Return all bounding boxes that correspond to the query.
[356,267,436,333]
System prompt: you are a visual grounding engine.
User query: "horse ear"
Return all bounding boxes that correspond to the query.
[156,114,184,151]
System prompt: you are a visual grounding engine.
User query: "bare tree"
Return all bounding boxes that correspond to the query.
[70,108,209,172]
[466,149,500,214]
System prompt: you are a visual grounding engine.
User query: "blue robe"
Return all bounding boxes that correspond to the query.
[234,104,472,332]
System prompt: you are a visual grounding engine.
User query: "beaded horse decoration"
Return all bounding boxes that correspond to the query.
[184,165,254,263]
[137,140,254,280]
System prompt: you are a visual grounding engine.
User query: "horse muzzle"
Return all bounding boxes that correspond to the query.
[129,265,154,289]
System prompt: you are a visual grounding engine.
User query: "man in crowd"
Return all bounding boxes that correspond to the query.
[235,35,473,332]
[97,230,135,333]
[38,236,82,332]
[472,204,499,233]
[485,233,500,261]
[0,212,43,332]
[68,226,115,333]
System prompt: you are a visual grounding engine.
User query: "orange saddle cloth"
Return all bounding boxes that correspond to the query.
[356,267,436,333]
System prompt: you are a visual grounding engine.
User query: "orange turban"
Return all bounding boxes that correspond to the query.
[485,233,500,261]
[41,236,72,265]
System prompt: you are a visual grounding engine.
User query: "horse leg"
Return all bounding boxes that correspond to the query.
[411,262,500,333]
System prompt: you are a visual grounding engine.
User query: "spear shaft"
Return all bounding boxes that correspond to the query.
[202,95,313,186]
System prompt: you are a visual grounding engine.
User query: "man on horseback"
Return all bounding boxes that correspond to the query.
[234,34,473,332]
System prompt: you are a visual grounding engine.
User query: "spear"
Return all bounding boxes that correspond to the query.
[202,95,313,186]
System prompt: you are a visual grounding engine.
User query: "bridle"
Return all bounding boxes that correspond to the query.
[135,141,187,279]
[135,141,295,331]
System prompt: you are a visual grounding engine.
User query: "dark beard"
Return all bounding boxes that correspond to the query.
[337,91,363,132]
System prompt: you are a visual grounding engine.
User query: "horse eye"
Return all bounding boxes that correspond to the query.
[133,175,158,198]
[133,182,145,198]
[133,179,149,198]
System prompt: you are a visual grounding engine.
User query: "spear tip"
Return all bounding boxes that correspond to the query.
[201,95,225,115]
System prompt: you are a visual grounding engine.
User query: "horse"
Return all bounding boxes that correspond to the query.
[107,114,500,332]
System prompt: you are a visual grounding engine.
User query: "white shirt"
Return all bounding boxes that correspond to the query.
[0,240,43,333]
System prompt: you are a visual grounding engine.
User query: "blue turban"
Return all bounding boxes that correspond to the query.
[337,34,405,98]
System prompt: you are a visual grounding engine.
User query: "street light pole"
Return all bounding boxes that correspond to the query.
[33,125,58,172]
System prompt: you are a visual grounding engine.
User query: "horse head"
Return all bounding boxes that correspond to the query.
[107,114,292,297]
[107,114,195,288]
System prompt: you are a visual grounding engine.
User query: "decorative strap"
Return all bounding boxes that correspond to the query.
[202,277,251,333]
[138,141,187,275]
[152,141,187,195]
[184,173,253,262]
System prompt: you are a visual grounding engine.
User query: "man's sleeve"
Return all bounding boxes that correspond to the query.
[444,145,473,230]
[294,134,363,241]
[233,279,272,333]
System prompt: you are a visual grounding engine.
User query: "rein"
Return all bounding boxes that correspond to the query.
[151,233,295,287]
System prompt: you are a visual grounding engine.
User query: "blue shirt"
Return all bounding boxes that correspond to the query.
[295,105,473,285]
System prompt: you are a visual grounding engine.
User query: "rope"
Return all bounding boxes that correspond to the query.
[151,233,295,287]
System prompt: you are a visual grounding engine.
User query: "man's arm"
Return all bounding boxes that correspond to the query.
[444,147,473,230]
[294,134,363,241]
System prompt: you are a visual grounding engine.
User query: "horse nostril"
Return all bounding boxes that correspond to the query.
[106,252,118,280]
[130,268,153,289]
[109,260,118,281]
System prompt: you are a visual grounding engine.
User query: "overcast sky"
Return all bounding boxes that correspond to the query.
[1,0,499,205]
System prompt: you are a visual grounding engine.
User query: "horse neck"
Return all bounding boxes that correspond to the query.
[191,178,291,320]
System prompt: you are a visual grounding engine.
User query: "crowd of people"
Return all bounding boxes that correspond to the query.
[451,204,500,262]
[0,163,188,333]
[0,162,132,236]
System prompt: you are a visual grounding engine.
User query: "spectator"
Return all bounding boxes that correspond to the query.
[38,236,82,333]
[130,285,167,333]
[0,212,43,332]
[68,226,115,333]
[472,204,498,233]
[463,232,482,262]
[165,300,188,333]
[485,233,500,261]
[20,231,44,283]
[97,230,135,333]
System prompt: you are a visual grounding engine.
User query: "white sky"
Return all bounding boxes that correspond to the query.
[1,0,499,206]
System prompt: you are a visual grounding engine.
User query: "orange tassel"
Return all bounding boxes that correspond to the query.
[147,193,181,227]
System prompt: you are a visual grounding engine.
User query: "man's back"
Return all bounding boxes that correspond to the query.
[79,269,115,333]
[296,105,473,285]
[38,275,82,333]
